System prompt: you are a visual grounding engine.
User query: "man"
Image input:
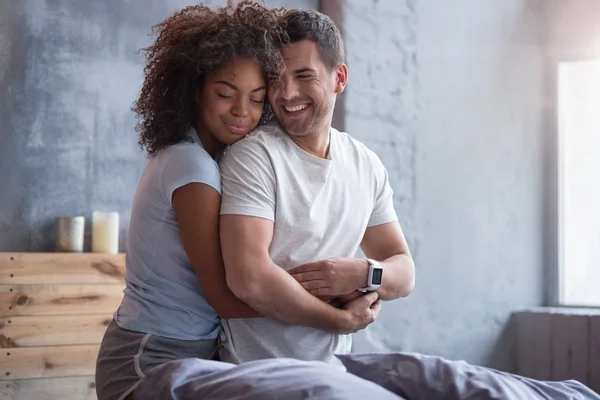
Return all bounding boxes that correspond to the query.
[218,9,415,365]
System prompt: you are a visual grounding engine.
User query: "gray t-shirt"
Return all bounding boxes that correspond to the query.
[219,123,398,364]
[115,128,222,340]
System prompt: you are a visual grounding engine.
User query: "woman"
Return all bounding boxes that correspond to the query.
[95,2,285,399]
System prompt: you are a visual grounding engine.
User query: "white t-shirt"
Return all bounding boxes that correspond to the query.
[219,123,398,364]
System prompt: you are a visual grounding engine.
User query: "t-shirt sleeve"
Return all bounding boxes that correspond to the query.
[219,138,276,221]
[160,144,221,204]
[368,153,398,227]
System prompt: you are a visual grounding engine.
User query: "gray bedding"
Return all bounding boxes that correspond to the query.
[338,352,600,400]
[133,357,403,400]
[133,352,600,400]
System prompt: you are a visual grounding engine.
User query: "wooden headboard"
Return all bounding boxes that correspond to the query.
[0,252,126,400]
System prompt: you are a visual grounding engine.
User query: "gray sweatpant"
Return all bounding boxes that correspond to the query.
[95,319,217,400]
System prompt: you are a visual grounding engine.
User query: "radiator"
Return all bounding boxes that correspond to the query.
[515,308,600,393]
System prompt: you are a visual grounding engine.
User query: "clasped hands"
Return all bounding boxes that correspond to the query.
[288,257,381,312]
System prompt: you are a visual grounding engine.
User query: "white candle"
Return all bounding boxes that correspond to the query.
[92,211,119,254]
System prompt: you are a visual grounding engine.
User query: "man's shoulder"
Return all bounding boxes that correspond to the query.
[225,122,288,159]
[247,121,286,140]
[234,122,284,146]
[333,128,380,163]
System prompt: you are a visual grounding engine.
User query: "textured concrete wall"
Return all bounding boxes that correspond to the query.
[0,0,316,252]
[2,0,550,372]
[346,0,546,371]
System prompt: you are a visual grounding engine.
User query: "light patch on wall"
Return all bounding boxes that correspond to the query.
[558,58,600,307]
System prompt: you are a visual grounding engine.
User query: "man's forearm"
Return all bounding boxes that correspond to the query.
[227,260,349,332]
[376,253,415,300]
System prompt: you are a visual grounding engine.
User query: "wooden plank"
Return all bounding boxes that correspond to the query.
[0,315,112,347]
[0,253,125,284]
[551,313,571,381]
[0,345,99,380]
[0,284,123,317]
[515,311,552,379]
[515,312,534,377]
[531,312,552,380]
[0,375,97,400]
[568,314,590,386]
[590,316,600,394]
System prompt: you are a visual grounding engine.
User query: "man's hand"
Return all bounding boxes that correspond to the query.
[288,257,369,298]
[336,292,382,334]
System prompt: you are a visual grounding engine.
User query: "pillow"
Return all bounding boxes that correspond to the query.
[336,352,600,400]
[134,357,405,400]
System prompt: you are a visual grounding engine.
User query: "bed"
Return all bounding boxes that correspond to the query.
[1,252,598,400]
[134,352,600,400]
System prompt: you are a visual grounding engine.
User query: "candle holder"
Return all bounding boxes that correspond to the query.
[55,216,85,253]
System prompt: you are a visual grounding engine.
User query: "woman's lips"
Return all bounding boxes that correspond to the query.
[224,123,248,134]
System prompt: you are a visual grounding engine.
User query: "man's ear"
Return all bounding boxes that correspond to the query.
[334,63,348,94]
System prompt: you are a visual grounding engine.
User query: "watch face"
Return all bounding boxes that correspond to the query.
[372,268,383,285]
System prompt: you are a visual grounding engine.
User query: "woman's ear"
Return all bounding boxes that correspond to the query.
[334,63,348,94]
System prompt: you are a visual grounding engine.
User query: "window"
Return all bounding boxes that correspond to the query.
[558,59,600,306]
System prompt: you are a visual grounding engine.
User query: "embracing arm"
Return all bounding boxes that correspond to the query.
[289,152,414,302]
[172,183,261,319]
[360,220,415,300]
[220,214,377,333]
[287,221,414,302]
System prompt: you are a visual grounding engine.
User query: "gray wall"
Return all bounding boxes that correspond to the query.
[347,0,546,372]
[1,0,559,373]
[0,0,316,252]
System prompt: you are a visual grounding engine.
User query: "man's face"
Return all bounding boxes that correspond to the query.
[268,40,346,138]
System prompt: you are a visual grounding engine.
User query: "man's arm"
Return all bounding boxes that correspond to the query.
[360,220,415,300]
[220,213,380,333]
[289,151,414,301]
[173,183,261,319]
[288,220,415,302]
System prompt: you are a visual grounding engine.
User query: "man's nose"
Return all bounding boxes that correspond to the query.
[281,79,300,101]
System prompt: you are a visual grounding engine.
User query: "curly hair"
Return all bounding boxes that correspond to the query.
[133,1,287,156]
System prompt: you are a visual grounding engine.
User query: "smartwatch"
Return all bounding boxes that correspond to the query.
[358,259,383,292]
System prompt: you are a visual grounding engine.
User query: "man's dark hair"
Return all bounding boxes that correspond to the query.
[279,9,344,70]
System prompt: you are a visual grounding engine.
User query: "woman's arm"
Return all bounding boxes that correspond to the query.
[172,182,261,319]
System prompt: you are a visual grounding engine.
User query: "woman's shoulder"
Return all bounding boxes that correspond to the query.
[157,140,218,171]
[152,140,221,192]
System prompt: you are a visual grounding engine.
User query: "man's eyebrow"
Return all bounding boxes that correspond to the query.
[214,81,266,93]
[294,68,317,74]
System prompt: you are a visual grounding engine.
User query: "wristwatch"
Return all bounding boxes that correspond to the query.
[358,259,383,292]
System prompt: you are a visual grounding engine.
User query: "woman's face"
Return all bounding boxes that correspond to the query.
[197,57,266,145]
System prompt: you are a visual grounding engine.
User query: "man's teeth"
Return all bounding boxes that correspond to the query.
[284,104,308,112]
